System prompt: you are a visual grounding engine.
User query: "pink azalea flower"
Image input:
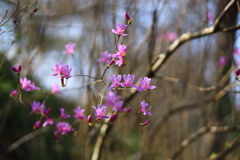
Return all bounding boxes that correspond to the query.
[112,24,128,36]
[52,62,72,79]
[20,77,40,92]
[62,42,76,54]
[42,117,54,127]
[73,106,85,121]
[54,122,74,135]
[165,32,177,42]
[121,74,137,88]
[137,77,156,92]
[108,75,122,90]
[51,83,62,94]
[233,47,240,55]
[59,108,70,119]
[97,51,112,63]
[105,91,120,106]
[114,55,125,66]
[218,56,227,66]
[109,113,117,122]
[112,101,124,112]
[139,100,152,116]
[30,101,41,114]
[92,104,109,120]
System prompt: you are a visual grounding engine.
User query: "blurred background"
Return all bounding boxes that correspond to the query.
[1,0,240,159]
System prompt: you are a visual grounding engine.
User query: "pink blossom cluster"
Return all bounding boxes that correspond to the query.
[108,74,156,92]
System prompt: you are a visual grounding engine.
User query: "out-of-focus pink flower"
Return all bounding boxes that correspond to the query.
[73,106,85,121]
[139,100,152,116]
[207,12,214,25]
[236,68,240,80]
[218,56,227,66]
[59,108,70,119]
[112,101,124,112]
[12,65,22,73]
[52,62,72,79]
[108,75,122,90]
[20,77,40,92]
[165,32,178,41]
[156,32,177,42]
[51,83,62,94]
[137,77,156,92]
[62,42,76,54]
[92,104,109,120]
[54,122,75,135]
[105,91,120,106]
[123,107,132,113]
[42,117,54,127]
[121,74,136,88]
[140,120,150,126]
[112,24,128,36]
[33,121,41,129]
[98,51,112,63]
[233,47,240,55]
[10,90,18,97]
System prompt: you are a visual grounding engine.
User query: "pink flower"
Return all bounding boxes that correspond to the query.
[42,117,54,127]
[98,51,112,63]
[137,77,156,92]
[114,55,125,66]
[52,62,72,79]
[87,115,93,126]
[20,77,40,92]
[62,42,76,54]
[112,24,128,36]
[51,83,62,94]
[55,122,74,135]
[121,74,136,88]
[218,56,227,66]
[207,12,214,25]
[165,32,177,42]
[12,65,22,73]
[73,106,85,121]
[233,47,240,55]
[112,101,124,112]
[139,100,152,116]
[59,108,70,119]
[108,75,122,90]
[92,104,109,120]
[156,32,177,42]
[30,101,41,114]
[10,90,18,97]
[105,91,120,106]
[113,43,127,57]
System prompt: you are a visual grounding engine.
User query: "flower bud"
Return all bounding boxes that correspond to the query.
[125,12,131,21]
[33,121,41,129]
[10,90,18,97]
[109,113,117,122]
[12,65,22,73]
[107,59,115,68]
[87,115,93,126]
[140,120,150,126]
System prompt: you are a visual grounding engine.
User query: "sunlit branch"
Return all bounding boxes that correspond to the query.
[171,125,240,160]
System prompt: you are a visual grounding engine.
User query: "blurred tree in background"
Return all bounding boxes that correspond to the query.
[1,0,240,160]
